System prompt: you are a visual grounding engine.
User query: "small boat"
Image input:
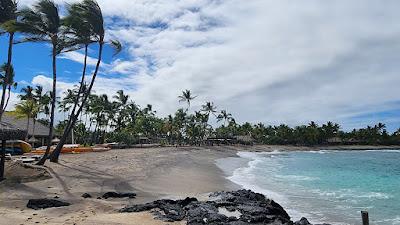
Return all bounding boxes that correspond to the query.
[30,144,97,154]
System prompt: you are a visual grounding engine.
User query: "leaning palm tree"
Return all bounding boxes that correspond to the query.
[178,89,196,111]
[16,0,63,165]
[49,0,121,163]
[0,0,18,121]
[57,1,98,128]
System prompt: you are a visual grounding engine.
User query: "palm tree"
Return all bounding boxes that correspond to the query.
[11,100,39,140]
[32,85,50,144]
[178,89,196,111]
[113,90,129,131]
[0,63,17,111]
[19,85,34,100]
[114,90,129,106]
[58,89,75,120]
[33,85,50,116]
[16,0,63,165]
[217,110,233,126]
[58,1,99,130]
[0,0,17,121]
[201,102,217,116]
[50,0,121,163]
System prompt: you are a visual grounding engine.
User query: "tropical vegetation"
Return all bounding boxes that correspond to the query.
[26,87,400,147]
[1,0,400,167]
[0,0,121,165]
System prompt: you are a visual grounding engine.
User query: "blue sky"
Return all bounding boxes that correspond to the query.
[2,0,400,132]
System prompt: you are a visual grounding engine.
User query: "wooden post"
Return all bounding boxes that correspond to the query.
[0,139,6,181]
[361,211,369,225]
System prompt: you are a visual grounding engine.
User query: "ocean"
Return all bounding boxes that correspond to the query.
[216,150,400,225]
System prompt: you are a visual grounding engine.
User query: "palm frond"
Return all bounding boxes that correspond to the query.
[0,0,18,24]
[109,39,122,56]
[14,36,49,44]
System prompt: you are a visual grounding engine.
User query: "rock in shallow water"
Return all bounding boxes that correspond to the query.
[27,198,70,210]
[120,189,324,225]
[295,217,312,225]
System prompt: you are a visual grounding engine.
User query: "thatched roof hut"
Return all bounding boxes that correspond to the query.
[2,114,50,137]
[0,121,26,141]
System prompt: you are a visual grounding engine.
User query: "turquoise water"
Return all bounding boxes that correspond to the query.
[217,150,400,225]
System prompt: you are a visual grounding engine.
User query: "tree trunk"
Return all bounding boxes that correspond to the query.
[0,32,14,121]
[37,38,57,165]
[25,116,30,141]
[32,119,36,148]
[0,140,6,181]
[50,42,104,163]
[69,45,88,119]
[4,86,11,112]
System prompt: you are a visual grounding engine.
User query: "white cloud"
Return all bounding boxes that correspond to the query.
[32,75,75,98]
[59,51,101,67]
[17,0,400,130]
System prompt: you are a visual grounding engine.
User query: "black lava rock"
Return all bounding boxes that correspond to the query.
[81,193,92,198]
[295,217,312,225]
[27,199,70,210]
[119,189,320,225]
[102,192,136,199]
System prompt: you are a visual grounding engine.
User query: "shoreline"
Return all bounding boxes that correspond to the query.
[1,145,399,224]
[0,147,239,224]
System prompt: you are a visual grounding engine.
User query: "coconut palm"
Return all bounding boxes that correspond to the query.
[15,0,63,165]
[11,100,39,140]
[50,0,121,163]
[217,110,234,126]
[58,1,99,128]
[0,63,17,111]
[33,85,50,141]
[58,89,75,120]
[19,85,34,100]
[114,90,129,106]
[178,89,196,111]
[0,0,18,120]
[201,102,216,116]
[33,85,50,117]
[113,90,129,131]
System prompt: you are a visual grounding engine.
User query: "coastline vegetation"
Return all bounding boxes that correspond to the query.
[18,86,400,148]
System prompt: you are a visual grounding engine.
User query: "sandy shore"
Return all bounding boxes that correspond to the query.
[1,145,398,224]
[0,146,239,225]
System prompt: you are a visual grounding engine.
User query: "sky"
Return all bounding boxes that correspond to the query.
[1,0,400,131]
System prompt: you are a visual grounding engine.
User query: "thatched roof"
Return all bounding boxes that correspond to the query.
[2,114,51,137]
[0,121,27,140]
